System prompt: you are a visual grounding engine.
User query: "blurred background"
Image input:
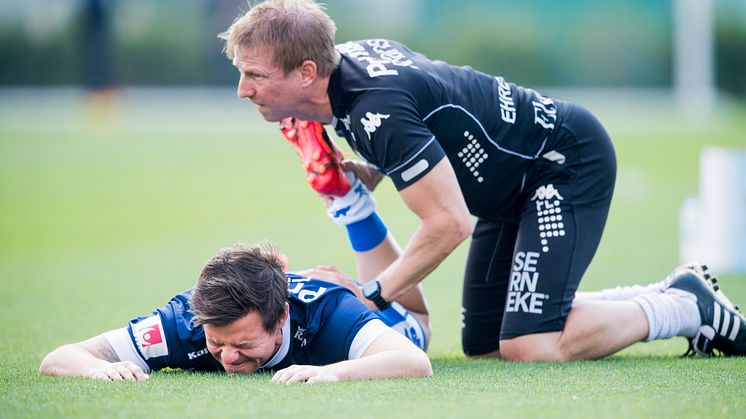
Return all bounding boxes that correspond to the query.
[0,0,745,361]
[1,0,744,95]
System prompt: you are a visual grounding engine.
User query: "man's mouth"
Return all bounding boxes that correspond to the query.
[224,360,251,373]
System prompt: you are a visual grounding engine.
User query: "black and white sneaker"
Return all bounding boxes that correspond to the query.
[666,267,746,357]
[657,262,711,293]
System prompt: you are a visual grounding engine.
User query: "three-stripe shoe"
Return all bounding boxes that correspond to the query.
[666,268,746,356]
[280,117,351,197]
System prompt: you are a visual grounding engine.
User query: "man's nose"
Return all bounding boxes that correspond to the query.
[221,348,240,364]
[237,76,256,99]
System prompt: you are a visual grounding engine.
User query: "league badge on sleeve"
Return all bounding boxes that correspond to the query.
[131,314,169,359]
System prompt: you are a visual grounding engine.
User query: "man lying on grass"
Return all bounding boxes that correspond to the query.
[39,235,432,383]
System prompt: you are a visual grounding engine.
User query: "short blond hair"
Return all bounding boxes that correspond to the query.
[220,0,340,76]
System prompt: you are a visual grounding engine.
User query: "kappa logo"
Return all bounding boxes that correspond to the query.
[531,184,564,201]
[132,315,168,359]
[354,182,368,197]
[333,205,351,218]
[361,112,389,139]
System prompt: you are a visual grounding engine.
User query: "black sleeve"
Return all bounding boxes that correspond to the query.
[348,91,446,190]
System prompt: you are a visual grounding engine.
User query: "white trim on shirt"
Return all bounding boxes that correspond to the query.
[103,328,151,373]
[348,319,390,360]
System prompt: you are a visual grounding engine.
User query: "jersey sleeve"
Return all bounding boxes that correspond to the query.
[308,289,382,364]
[347,319,391,359]
[104,289,221,373]
[348,91,446,190]
[103,327,150,371]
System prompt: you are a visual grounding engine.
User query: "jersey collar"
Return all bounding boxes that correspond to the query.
[326,55,350,119]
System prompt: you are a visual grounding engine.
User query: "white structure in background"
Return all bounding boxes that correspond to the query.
[673,0,716,119]
[680,147,746,274]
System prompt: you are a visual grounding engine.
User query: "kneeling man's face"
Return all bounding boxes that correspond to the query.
[203,309,286,374]
[233,47,304,123]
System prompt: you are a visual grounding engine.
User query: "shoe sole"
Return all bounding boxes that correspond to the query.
[280,118,350,196]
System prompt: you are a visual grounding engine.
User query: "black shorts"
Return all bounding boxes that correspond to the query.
[461,102,616,355]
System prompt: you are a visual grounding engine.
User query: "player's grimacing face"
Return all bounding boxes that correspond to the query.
[203,308,286,374]
[233,47,303,122]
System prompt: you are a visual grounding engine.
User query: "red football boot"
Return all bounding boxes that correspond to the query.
[280,117,351,196]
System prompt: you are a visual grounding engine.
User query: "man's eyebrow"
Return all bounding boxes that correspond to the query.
[208,338,254,347]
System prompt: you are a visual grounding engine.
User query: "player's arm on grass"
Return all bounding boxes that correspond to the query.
[272,327,432,384]
[39,333,149,382]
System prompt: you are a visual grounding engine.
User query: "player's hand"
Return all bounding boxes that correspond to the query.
[299,267,378,310]
[272,364,339,384]
[297,266,364,300]
[341,160,384,192]
[88,361,149,382]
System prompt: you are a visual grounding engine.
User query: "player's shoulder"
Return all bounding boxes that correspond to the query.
[285,274,367,341]
[286,273,354,306]
[286,274,370,328]
[130,288,203,348]
[125,288,220,370]
[335,39,421,84]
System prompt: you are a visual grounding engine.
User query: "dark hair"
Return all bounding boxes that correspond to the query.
[191,243,288,332]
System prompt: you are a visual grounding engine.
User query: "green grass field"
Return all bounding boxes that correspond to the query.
[1,90,745,418]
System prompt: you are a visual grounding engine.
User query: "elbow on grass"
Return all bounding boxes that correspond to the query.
[410,350,433,378]
[38,349,58,376]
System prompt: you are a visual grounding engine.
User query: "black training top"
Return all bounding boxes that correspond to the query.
[328,39,568,219]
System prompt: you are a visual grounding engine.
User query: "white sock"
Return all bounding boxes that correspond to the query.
[632,292,701,341]
[602,281,668,301]
[326,177,376,226]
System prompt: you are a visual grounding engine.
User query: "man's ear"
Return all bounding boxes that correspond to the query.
[298,60,318,86]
